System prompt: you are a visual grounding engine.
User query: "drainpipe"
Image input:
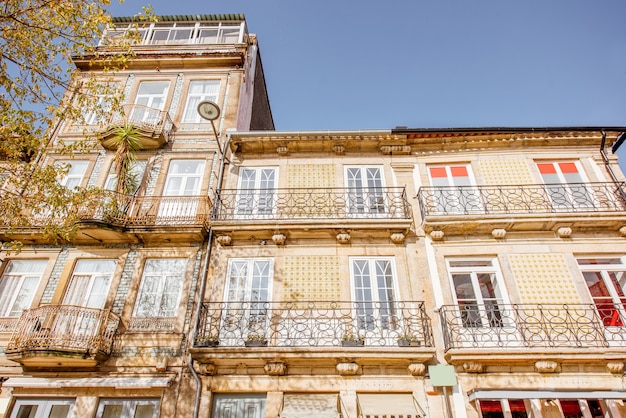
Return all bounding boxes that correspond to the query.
[189,132,233,418]
[600,130,626,202]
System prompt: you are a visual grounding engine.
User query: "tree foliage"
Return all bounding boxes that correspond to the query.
[0,0,151,246]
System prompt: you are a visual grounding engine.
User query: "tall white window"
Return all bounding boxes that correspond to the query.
[223,259,273,340]
[158,159,206,220]
[63,259,116,308]
[578,257,626,327]
[212,394,266,418]
[427,164,480,213]
[10,399,74,418]
[104,160,147,194]
[350,258,398,332]
[447,259,507,328]
[536,161,592,209]
[345,166,386,215]
[133,258,186,318]
[130,81,170,125]
[0,260,46,317]
[57,160,89,189]
[182,80,220,123]
[96,398,160,418]
[236,167,277,217]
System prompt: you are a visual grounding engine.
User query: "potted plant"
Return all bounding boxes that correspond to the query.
[196,335,219,347]
[397,333,420,347]
[245,333,268,347]
[341,330,365,347]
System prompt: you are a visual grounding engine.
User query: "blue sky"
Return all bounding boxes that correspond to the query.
[108,0,626,147]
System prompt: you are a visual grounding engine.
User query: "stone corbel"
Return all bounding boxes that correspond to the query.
[408,363,426,376]
[491,228,506,239]
[333,144,345,155]
[216,234,232,246]
[336,231,351,244]
[535,360,559,373]
[264,361,287,376]
[607,362,625,374]
[390,232,406,244]
[557,227,572,238]
[336,362,360,376]
[272,233,286,245]
[462,361,483,373]
[276,145,289,156]
[194,362,216,376]
[380,145,411,155]
[430,230,444,241]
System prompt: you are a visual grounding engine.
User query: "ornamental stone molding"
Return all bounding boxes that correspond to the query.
[462,362,483,373]
[272,233,287,245]
[380,145,411,155]
[620,226,626,237]
[390,232,406,244]
[408,363,426,376]
[535,360,559,373]
[333,144,345,155]
[557,227,572,238]
[264,361,287,376]
[430,230,444,241]
[336,362,360,376]
[276,145,289,156]
[607,362,624,374]
[155,357,168,372]
[195,363,216,376]
[336,231,351,244]
[491,228,506,239]
[216,235,232,246]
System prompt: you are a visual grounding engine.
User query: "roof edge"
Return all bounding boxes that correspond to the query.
[112,14,246,23]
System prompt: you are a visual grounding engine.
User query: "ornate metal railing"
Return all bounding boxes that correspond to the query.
[417,182,626,217]
[107,104,174,143]
[212,187,412,222]
[439,304,626,351]
[195,301,432,348]
[78,192,212,228]
[6,305,120,356]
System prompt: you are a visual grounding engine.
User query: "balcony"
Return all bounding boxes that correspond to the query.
[97,104,174,150]
[1,192,211,244]
[6,305,120,369]
[417,182,626,235]
[439,304,626,366]
[191,301,435,373]
[211,188,413,240]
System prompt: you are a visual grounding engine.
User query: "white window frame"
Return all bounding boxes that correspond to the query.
[344,166,387,216]
[10,398,75,418]
[96,398,160,418]
[446,258,510,329]
[130,81,170,126]
[182,80,221,123]
[235,167,278,218]
[427,164,481,214]
[158,159,206,221]
[350,257,400,339]
[578,256,626,328]
[132,258,187,318]
[63,259,116,309]
[536,160,594,210]
[0,260,46,318]
[57,160,89,189]
[211,394,266,418]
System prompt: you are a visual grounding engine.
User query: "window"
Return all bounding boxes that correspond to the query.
[130,81,170,125]
[57,160,89,189]
[0,260,46,317]
[10,399,74,418]
[427,164,480,213]
[578,257,626,326]
[104,160,147,194]
[96,399,160,418]
[345,166,386,215]
[212,394,266,418]
[447,259,506,328]
[158,159,206,220]
[133,258,186,319]
[182,80,220,123]
[536,161,592,209]
[149,23,195,44]
[478,399,528,418]
[223,259,273,341]
[63,259,116,308]
[351,258,398,332]
[236,167,277,217]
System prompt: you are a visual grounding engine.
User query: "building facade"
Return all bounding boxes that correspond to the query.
[1,14,626,418]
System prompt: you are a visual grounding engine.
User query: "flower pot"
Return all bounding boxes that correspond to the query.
[397,340,420,347]
[341,340,364,347]
[245,340,268,347]
[197,340,219,347]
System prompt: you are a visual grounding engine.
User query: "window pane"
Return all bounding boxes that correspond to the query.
[101,405,123,418]
[48,405,71,418]
[134,405,155,418]
[15,405,37,418]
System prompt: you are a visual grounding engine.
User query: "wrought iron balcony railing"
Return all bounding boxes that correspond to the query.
[78,192,212,229]
[439,303,626,351]
[417,182,626,217]
[6,305,120,356]
[98,104,174,150]
[212,187,412,222]
[195,301,432,348]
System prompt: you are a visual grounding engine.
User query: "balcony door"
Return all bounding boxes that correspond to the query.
[158,159,205,222]
[536,161,593,210]
[350,257,399,343]
[61,259,116,346]
[212,394,266,418]
[578,257,626,330]
[222,258,273,345]
[345,167,386,216]
[235,167,277,218]
[427,164,480,214]
[130,81,170,125]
